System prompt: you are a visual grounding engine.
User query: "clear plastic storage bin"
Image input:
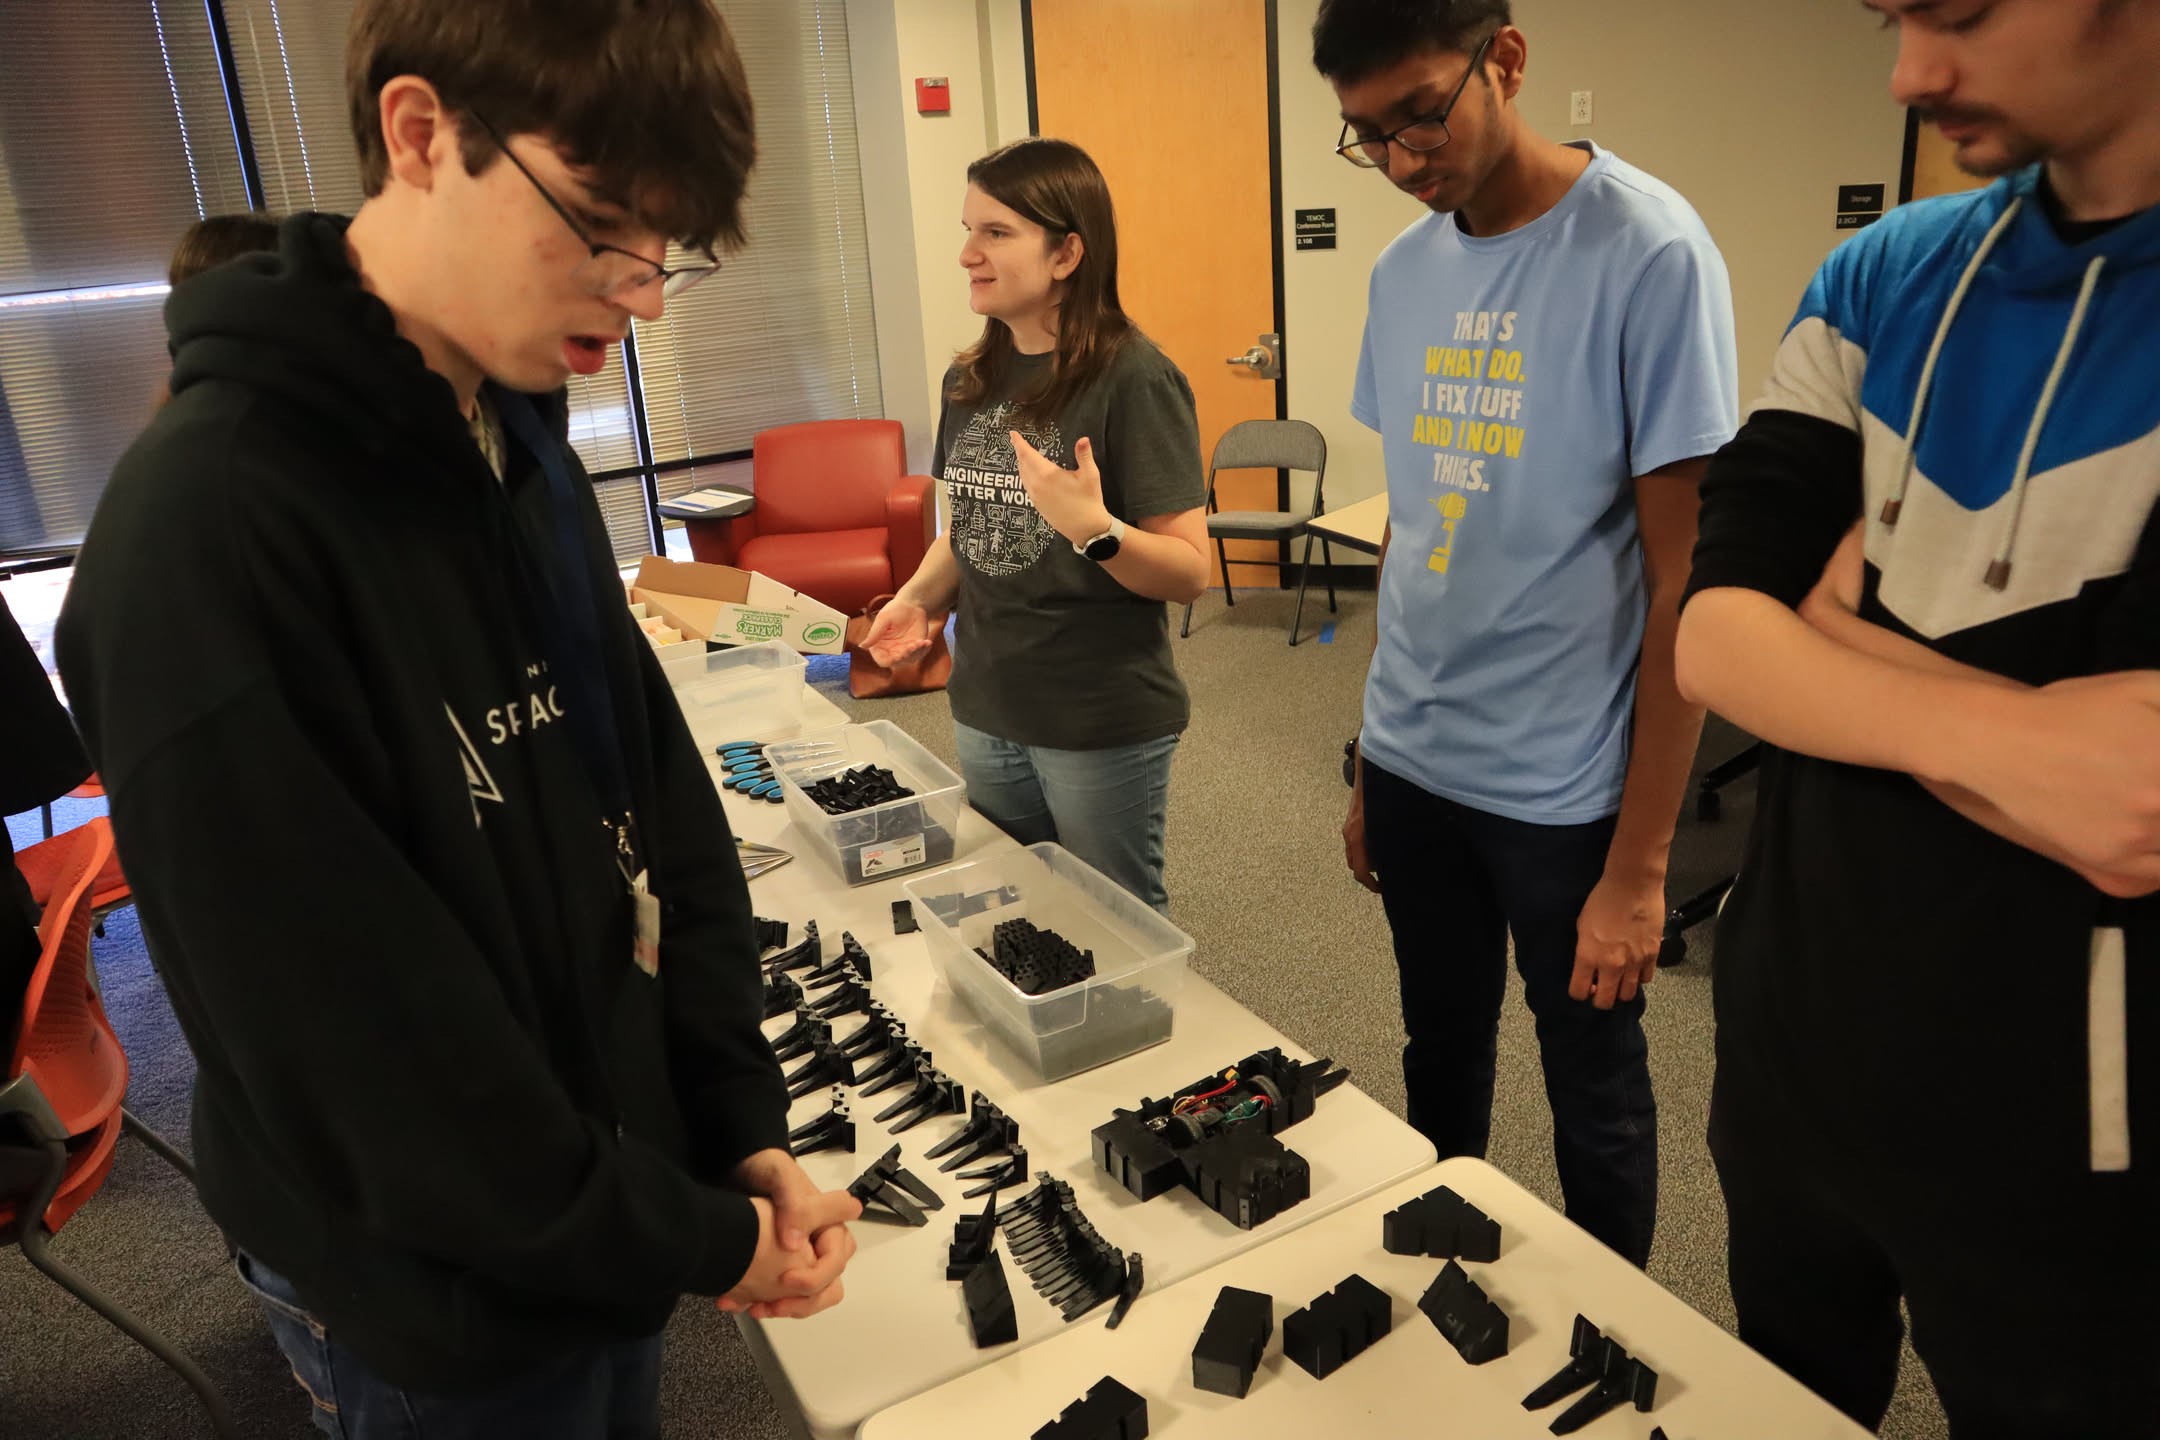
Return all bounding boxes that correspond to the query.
[903,843,1193,1081]
[766,721,967,886]
[662,640,806,748]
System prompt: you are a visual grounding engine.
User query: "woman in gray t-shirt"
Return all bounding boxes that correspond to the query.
[862,138,1208,913]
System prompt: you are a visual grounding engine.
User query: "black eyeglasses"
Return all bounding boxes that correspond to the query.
[1335,32,1495,169]
[470,113,719,300]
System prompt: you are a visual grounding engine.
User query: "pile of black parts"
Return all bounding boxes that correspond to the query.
[978,917,1096,995]
[997,1173,1137,1323]
[1382,1181,1501,1261]
[1419,1260,1508,1364]
[1031,1376,1147,1440]
[804,763,914,814]
[1191,1285,1273,1399]
[847,1144,944,1226]
[1522,1314,1659,1435]
[763,921,821,975]
[1282,1273,1391,1380]
[1091,1047,1350,1229]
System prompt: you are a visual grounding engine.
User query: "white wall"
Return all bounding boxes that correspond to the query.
[1276,0,1906,513]
[845,0,1029,475]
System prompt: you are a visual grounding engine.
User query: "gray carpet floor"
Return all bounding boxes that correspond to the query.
[0,584,1951,1438]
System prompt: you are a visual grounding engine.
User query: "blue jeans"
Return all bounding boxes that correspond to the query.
[952,722,1179,913]
[234,1253,664,1440]
[1359,758,1658,1266]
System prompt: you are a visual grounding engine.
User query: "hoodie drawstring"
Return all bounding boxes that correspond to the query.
[1986,253,2108,590]
[1880,199,2022,527]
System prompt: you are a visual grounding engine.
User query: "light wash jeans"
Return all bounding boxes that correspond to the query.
[952,721,1179,913]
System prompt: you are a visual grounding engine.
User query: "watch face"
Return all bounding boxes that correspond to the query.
[1084,532,1122,561]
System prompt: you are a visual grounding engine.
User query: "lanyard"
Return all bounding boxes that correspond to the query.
[494,390,639,875]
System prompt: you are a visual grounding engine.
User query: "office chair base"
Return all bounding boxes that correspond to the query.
[17,1139,239,1439]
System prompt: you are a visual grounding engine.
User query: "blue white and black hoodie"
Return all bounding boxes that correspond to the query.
[1685,168,2158,1179]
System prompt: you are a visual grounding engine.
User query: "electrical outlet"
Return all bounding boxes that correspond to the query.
[1570,90,1593,126]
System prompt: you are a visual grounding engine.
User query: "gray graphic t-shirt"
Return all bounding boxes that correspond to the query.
[936,334,1204,750]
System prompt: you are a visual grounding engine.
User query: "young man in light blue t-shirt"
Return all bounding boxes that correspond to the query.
[1314,0,1738,1267]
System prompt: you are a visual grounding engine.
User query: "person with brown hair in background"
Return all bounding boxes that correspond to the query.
[168,212,281,286]
[56,3,858,1434]
[861,137,1209,915]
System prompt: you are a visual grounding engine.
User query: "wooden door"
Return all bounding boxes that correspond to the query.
[1907,113,1989,202]
[1028,0,1281,582]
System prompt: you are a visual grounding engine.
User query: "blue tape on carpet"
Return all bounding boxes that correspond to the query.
[1318,622,1336,644]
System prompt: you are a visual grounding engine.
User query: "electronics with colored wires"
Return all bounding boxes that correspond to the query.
[1091,1046,1350,1229]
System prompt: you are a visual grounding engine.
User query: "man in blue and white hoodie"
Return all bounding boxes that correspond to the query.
[1678,2,2160,1433]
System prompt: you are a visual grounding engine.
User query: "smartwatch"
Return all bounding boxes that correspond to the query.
[1074,515,1126,562]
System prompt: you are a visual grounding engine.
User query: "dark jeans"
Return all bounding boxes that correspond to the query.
[1712,1056,2160,1438]
[236,1253,664,1440]
[1361,758,1657,1265]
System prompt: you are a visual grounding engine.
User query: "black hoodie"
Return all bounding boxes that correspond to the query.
[56,214,790,1390]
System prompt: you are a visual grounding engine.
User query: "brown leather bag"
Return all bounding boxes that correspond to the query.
[844,594,952,699]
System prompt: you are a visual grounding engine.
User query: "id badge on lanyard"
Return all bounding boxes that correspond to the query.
[498,390,663,982]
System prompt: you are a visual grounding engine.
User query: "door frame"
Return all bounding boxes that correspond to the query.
[1021,0,1295,560]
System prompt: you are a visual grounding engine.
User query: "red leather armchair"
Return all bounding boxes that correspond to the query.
[683,419,936,618]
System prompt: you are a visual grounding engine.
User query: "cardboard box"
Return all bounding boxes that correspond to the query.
[628,556,849,655]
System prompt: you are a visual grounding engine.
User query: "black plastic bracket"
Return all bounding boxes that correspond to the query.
[1521,1314,1659,1435]
[787,1089,855,1158]
[847,1144,945,1226]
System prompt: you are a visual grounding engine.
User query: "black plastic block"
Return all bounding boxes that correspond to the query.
[961,1249,1018,1348]
[1419,1259,1509,1364]
[1281,1274,1391,1380]
[1191,1286,1273,1399]
[1381,1184,1501,1263]
[1182,1124,1310,1230]
[1031,1375,1148,1440]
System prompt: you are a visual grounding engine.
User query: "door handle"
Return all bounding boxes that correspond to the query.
[1225,333,1282,380]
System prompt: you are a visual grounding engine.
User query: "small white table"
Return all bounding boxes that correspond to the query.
[1302,492,1387,558]
[707,699,1436,1438]
[860,1157,1873,1440]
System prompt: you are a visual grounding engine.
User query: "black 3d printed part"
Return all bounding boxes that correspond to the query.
[1381,1183,1501,1262]
[846,1144,944,1226]
[892,899,919,935]
[1522,1314,1659,1435]
[1191,1286,1273,1399]
[960,1249,1019,1348]
[1184,1123,1310,1230]
[1281,1274,1391,1380]
[786,1089,854,1158]
[1419,1260,1508,1364]
[753,916,790,952]
[1030,1376,1148,1440]
[1092,1048,1348,1230]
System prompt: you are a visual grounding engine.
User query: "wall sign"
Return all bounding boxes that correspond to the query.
[1294,207,1337,251]
[1837,182,1886,230]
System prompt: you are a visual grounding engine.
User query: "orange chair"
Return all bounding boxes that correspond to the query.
[681,419,936,617]
[1,820,234,1437]
[18,786,132,940]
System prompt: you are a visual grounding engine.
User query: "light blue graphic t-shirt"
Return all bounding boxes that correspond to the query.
[1353,143,1738,823]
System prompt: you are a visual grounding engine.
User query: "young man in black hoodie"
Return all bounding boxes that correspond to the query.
[56,2,859,1433]
[1678,1,2160,1433]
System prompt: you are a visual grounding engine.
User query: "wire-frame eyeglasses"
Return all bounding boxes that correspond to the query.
[470,112,719,301]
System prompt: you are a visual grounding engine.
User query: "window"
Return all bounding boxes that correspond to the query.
[0,0,252,555]
[222,0,882,563]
